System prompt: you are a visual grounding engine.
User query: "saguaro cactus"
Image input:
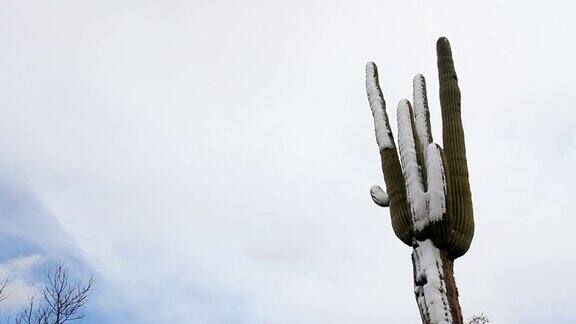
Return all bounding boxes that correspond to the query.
[365,37,473,324]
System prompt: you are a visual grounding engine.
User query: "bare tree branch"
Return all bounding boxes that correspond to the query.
[12,262,95,324]
[0,277,12,303]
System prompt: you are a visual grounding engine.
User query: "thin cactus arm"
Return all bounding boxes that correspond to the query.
[366,62,394,151]
[436,37,474,258]
[365,62,413,246]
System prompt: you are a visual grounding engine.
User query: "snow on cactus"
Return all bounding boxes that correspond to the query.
[366,62,394,151]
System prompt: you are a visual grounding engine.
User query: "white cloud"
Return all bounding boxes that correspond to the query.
[0,255,43,311]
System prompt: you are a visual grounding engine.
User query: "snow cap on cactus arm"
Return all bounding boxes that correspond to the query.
[412,74,433,160]
[366,62,394,150]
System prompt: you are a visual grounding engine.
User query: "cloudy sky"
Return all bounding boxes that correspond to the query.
[0,1,575,323]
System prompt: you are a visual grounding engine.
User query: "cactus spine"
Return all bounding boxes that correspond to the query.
[365,38,473,324]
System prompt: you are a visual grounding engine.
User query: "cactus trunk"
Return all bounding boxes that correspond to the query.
[411,240,462,324]
[412,242,463,324]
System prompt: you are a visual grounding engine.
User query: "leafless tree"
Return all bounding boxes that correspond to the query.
[14,262,95,324]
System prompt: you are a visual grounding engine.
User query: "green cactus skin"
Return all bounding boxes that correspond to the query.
[433,37,474,259]
[380,147,413,245]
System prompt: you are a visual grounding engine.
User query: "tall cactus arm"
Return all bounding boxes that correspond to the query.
[397,100,428,232]
[412,74,433,197]
[366,62,394,151]
[437,38,474,258]
[366,62,413,245]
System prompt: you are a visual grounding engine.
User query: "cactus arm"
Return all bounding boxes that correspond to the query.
[381,148,414,245]
[412,74,433,192]
[397,100,428,232]
[366,62,413,245]
[436,38,474,258]
[412,74,434,157]
[366,62,394,151]
[370,185,389,207]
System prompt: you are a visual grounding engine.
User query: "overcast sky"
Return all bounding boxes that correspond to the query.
[0,1,575,323]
